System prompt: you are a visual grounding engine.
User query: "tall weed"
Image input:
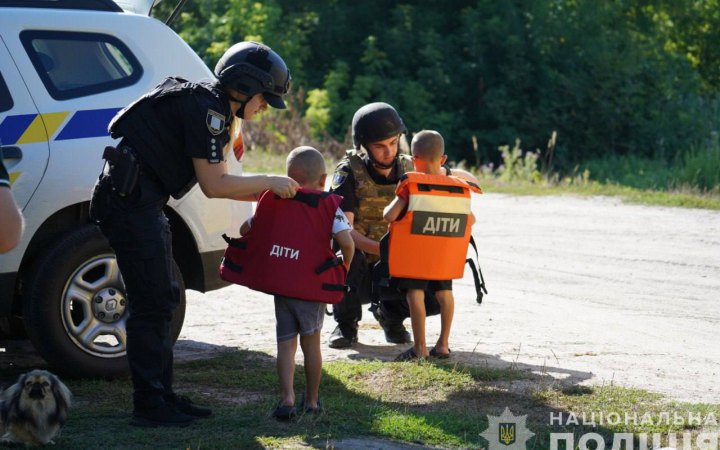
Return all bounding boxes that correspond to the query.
[673,137,720,192]
[496,139,542,183]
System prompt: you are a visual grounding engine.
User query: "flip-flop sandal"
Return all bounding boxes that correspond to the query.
[394,347,421,362]
[299,393,322,414]
[272,401,297,421]
[429,347,451,359]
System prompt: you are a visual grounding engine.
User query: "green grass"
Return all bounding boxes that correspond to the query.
[531,386,720,448]
[6,350,717,449]
[241,147,290,175]
[477,175,720,210]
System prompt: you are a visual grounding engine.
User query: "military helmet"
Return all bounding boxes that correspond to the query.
[214,41,291,109]
[351,102,407,149]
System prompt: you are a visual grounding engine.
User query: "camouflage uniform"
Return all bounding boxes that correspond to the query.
[329,149,414,329]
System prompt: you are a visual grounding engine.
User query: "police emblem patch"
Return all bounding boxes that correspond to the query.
[206,109,226,135]
[332,170,348,190]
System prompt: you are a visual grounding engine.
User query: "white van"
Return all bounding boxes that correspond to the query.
[0,0,251,376]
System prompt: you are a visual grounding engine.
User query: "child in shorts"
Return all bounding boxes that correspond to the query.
[383,130,474,361]
[240,146,353,420]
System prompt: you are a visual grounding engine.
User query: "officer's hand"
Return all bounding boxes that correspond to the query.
[268,175,299,199]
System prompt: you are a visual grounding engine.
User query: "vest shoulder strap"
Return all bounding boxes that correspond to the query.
[109,77,200,136]
[256,187,341,217]
[396,172,482,195]
[345,150,369,187]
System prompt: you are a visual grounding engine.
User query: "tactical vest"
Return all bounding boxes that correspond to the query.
[345,150,413,262]
[109,77,231,198]
[219,188,348,304]
[387,172,482,280]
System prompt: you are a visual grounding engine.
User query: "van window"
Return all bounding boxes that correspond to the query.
[21,31,143,100]
[0,73,13,112]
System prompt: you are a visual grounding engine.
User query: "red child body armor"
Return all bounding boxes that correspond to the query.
[220,188,347,304]
[388,172,482,280]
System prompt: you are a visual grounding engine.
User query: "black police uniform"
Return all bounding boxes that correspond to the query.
[330,153,441,328]
[90,77,231,412]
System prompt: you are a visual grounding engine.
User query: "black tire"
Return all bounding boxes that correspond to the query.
[23,224,186,378]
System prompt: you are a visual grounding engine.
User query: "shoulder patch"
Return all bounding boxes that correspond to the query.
[331,169,349,190]
[206,109,226,135]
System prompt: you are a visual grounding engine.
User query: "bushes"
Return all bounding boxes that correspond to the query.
[159,0,720,192]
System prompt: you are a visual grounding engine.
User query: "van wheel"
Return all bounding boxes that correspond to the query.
[23,224,186,378]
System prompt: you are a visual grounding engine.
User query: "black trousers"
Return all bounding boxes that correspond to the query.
[91,174,178,410]
[332,250,410,326]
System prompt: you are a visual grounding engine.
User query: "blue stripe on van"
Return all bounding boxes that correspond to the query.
[0,114,37,145]
[55,107,121,141]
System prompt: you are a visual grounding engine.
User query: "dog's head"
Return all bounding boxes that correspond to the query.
[1,369,72,424]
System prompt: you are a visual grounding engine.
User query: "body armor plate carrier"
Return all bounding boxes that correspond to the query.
[388,172,482,280]
[220,188,348,304]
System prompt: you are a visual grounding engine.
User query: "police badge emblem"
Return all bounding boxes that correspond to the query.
[206,109,226,135]
[332,169,348,190]
[480,407,534,450]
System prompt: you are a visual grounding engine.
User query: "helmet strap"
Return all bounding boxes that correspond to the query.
[234,101,248,119]
[225,89,250,119]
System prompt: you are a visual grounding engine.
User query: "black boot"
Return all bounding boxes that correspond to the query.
[328,322,358,348]
[131,404,196,427]
[373,309,411,344]
[165,393,212,418]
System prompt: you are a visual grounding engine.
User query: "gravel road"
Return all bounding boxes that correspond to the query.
[177,193,720,404]
[3,194,718,404]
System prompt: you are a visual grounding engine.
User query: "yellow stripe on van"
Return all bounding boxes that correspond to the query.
[16,112,70,144]
[41,112,71,139]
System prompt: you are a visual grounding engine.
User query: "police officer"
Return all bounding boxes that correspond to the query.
[90,41,298,427]
[328,102,418,348]
[0,146,23,253]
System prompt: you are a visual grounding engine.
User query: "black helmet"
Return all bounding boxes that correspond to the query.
[214,41,291,109]
[351,102,407,149]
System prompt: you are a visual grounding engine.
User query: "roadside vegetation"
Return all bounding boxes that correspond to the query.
[151,0,720,209]
[243,138,720,211]
[5,350,717,449]
[474,137,720,210]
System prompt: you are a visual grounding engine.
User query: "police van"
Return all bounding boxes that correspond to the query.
[0,0,251,376]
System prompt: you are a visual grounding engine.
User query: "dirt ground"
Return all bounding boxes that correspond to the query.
[3,194,719,404]
[177,193,720,404]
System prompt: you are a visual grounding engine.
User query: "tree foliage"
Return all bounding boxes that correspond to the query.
[159,0,720,170]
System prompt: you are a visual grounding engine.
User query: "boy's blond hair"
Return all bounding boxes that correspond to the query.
[411,130,444,161]
[286,146,326,185]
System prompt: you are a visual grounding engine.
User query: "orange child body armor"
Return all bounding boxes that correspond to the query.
[388,172,482,280]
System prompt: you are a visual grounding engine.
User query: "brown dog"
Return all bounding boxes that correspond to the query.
[0,369,72,446]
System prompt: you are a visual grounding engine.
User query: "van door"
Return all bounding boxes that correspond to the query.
[0,36,51,210]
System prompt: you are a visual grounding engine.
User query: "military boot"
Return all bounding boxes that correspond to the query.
[373,309,411,344]
[328,322,358,348]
